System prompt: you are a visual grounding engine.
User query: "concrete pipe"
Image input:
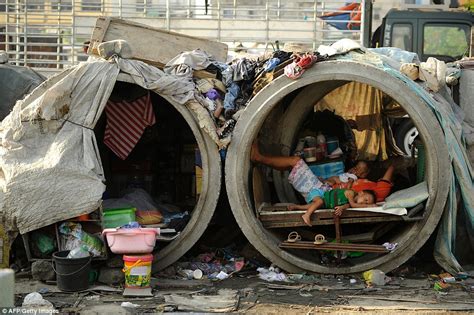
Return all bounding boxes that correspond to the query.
[225,60,450,274]
[116,75,222,271]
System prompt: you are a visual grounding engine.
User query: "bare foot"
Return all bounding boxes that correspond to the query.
[302,213,312,226]
[287,204,298,211]
[250,142,261,163]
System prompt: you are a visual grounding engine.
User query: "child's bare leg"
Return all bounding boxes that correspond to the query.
[302,198,324,227]
[251,142,301,171]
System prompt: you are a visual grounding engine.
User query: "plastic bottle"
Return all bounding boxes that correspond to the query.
[363,269,387,286]
[316,132,327,160]
[294,138,306,156]
[67,246,90,259]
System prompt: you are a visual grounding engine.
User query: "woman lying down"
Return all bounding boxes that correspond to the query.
[251,143,395,226]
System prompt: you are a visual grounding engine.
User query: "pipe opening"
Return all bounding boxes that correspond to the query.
[94,81,212,267]
[253,80,427,269]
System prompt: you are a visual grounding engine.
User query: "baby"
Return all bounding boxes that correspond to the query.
[288,188,377,226]
[323,161,370,186]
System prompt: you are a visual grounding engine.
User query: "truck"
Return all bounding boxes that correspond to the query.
[373,8,473,62]
[372,7,473,154]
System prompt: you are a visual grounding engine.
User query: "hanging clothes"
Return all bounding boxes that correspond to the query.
[104,92,155,160]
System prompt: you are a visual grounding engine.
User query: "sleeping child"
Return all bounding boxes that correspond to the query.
[251,142,377,226]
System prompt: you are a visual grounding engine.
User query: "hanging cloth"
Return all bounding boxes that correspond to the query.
[104,92,155,160]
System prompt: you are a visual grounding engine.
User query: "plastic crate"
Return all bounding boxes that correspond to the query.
[103,208,136,229]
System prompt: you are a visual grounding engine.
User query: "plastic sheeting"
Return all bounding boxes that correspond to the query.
[0,64,45,120]
[316,82,388,161]
[0,56,226,234]
[341,47,473,275]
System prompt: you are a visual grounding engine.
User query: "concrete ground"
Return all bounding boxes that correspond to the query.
[13,272,474,314]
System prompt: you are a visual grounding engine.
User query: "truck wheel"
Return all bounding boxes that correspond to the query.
[395,119,418,156]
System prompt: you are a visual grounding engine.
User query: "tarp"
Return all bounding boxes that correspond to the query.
[319,2,361,31]
[0,57,224,234]
[316,82,388,161]
[0,64,45,120]
[326,43,474,275]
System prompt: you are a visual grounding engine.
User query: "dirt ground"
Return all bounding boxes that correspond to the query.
[13,272,474,314]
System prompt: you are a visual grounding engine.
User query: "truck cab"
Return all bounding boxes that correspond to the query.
[373,9,473,62]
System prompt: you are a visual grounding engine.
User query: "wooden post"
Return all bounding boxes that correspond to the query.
[334,215,342,262]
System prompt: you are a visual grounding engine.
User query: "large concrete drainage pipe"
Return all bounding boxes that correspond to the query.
[116,76,222,271]
[225,61,450,274]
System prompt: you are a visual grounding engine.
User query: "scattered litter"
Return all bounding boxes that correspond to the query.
[363,269,390,286]
[67,245,90,258]
[86,295,100,301]
[439,272,456,283]
[433,281,451,292]
[210,271,229,281]
[457,272,469,279]
[22,292,54,308]
[257,267,287,282]
[442,276,456,284]
[193,269,203,280]
[164,289,239,312]
[121,301,140,308]
[178,269,194,280]
[37,287,49,294]
[350,279,357,284]
[299,291,313,297]
[382,242,398,251]
[287,273,320,283]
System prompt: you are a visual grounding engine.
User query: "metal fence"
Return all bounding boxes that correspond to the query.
[0,0,366,74]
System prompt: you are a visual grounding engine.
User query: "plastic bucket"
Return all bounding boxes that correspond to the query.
[52,250,91,292]
[122,254,153,288]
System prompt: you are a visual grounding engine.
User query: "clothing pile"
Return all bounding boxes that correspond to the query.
[164,49,327,143]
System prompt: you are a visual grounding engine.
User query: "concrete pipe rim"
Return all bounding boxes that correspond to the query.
[116,76,221,271]
[225,60,450,274]
[148,94,221,271]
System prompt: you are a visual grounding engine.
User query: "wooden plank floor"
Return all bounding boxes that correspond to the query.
[279,241,390,253]
[259,206,406,228]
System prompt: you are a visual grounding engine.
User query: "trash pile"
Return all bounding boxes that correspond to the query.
[163,48,328,145]
[161,248,249,281]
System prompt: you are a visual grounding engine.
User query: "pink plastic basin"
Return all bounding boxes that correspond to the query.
[102,228,159,254]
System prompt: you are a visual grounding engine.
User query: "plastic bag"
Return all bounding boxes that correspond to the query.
[136,209,163,225]
[362,269,390,286]
[59,222,105,257]
[67,245,90,259]
[31,232,56,256]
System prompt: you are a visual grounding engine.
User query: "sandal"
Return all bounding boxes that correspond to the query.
[314,234,327,245]
[287,231,302,243]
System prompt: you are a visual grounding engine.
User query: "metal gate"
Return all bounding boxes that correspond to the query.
[0,0,366,75]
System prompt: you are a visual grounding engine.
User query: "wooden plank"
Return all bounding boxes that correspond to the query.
[259,209,386,219]
[342,231,375,242]
[253,167,271,211]
[262,215,405,228]
[334,215,342,261]
[88,17,228,68]
[279,241,389,253]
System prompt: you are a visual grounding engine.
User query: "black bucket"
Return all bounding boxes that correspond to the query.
[52,250,91,292]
